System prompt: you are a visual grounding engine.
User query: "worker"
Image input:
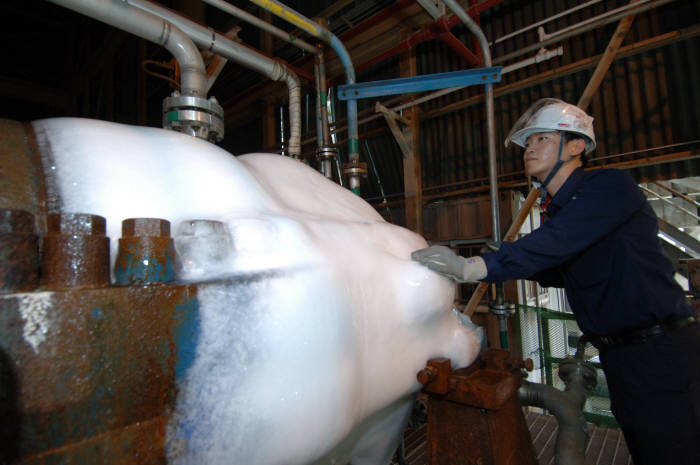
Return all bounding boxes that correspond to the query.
[411,98,700,465]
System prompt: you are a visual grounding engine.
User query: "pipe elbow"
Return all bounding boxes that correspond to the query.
[161,21,207,96]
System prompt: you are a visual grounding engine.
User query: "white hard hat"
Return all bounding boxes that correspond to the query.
[505,98,596,153]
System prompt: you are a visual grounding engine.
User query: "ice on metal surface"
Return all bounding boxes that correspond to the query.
[7,292,54,354]
[32,118,482,465]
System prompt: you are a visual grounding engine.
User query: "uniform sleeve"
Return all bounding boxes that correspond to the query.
[482,170,646,283]
[529,268,565,288]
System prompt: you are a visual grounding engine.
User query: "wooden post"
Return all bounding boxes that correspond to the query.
[578,1,637,110]
[399,34,423,234]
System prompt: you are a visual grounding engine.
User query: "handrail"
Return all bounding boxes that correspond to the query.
[652,181,700,210]
[638,184,700,222]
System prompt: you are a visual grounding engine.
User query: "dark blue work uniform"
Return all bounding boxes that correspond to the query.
[481,167,700,465]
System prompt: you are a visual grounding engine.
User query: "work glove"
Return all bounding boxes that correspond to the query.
[411,245,487,283]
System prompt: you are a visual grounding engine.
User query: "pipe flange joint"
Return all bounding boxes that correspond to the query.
[317,145,338,160]
[163,92,224,142]
[489,300,516,317]
[342,159,368,176]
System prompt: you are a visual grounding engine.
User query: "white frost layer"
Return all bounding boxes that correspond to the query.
[33,118,482,465]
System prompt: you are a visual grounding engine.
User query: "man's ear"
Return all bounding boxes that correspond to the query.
[568,138,586,156]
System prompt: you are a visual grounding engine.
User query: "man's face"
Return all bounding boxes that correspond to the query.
[523,131,562,181]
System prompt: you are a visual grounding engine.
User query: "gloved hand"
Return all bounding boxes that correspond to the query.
[411,245,487,283]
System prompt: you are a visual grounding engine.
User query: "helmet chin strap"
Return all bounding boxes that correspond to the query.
[536,132,566,200]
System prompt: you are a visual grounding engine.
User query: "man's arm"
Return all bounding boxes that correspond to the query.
[482,170,645,283]
[528,268,565,288]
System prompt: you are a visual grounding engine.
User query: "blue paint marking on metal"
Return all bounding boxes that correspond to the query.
[173,296,200,382]
[337,67,502,100]
[114,244,176,285]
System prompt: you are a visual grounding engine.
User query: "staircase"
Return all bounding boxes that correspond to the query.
[640,177,700,287]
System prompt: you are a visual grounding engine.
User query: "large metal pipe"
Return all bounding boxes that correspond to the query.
[201,0,319,56]
[441,0,499,244]
[518,381,588,465]
[128,0,302,156]
[248,0,361,192]
[48,0,207,98]
[518,345,596,465]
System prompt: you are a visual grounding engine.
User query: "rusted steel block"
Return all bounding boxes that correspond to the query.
[0,284,199,460]
[420,350,521,411]
[41,213,110,290]
[446,367,519,411]
[115,218,176,285]
[0,208,39,293]
[426,395,537,465]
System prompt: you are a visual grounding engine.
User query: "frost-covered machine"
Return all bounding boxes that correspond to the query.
[0,117,484,465]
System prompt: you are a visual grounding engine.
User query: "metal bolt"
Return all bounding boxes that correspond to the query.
[417,367,436,385]
[122,218,171,237]
[47,213,106,236]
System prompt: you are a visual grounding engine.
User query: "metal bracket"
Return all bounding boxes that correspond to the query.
[375,102,414,160]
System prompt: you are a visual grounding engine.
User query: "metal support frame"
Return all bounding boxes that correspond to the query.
[337,67,501,100]
[375,102,413,160]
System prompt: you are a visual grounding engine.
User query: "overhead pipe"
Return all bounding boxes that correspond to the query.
[47,0,206,98]
[46,0,232,141]
[248,0,364,194]
[494,0,676,65]
[201,0,319,56]
[128,0,302,156]
[492,0,603,45]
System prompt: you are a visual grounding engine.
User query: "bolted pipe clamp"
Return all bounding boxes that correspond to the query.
[163,92,224,142]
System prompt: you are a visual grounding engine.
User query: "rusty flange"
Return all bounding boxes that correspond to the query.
[0,208,39,293]
[41,213,110,290]
[114,218,176,285]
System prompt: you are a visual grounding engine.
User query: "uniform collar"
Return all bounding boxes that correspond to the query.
[547,167,585,214]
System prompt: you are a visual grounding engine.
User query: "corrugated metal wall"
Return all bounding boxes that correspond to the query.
[352,0,699,208]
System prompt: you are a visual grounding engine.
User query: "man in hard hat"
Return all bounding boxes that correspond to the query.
[412,98,700,465]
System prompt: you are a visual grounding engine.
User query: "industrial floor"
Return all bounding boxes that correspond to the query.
[392,409,633,465]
